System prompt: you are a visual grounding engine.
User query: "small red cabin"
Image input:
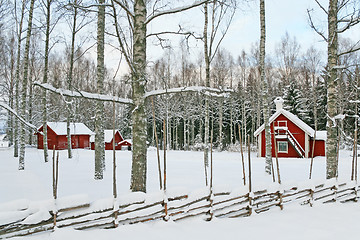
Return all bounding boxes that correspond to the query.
[254,97,326,158]
[36,122,94,150]
[90,130,132,150]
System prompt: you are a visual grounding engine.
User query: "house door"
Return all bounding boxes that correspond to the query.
[71,136,79,149]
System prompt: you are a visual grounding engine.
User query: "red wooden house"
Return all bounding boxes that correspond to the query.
[36,122,94,150]
[90,130,132,150]
[254,97,326,158]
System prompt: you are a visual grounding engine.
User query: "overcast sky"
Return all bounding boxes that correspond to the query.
[149,0,358,61]
[102,0,360,74]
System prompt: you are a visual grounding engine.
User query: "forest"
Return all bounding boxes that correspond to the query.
[0,0,359,192]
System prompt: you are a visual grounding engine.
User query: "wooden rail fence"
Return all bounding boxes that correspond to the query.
[0,179,358,239]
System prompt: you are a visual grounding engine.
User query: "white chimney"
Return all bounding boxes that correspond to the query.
[274,97,284,111]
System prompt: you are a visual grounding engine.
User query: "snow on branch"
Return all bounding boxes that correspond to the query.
[144,86,233,99]
[145,0,208,24]
[0,102,42,135]
[34,82,133,105]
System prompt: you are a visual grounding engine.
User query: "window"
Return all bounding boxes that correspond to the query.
[278,141,288,153]
[277,121,287,127]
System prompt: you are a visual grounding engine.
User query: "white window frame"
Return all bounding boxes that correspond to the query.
[277,120,287,127]
[277,141,288,153]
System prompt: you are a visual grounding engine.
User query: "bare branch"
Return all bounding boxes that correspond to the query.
[307,9,328,42]
[33,82,133,105]
[144,86,234,99]
[0,102,42,134]
[209,3,235,63]
[147,25,202,40]
[337,15,360,33]
[145,0,208,24]
[314,0,328,15]
[112,0,134,19]
[110,0,135,74]
[338,40,360,56]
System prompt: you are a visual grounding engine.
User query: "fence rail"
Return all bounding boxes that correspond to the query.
[0,179,358,239]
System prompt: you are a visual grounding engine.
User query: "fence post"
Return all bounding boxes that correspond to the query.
[309,188,314,207]
[52,148,59,228]
[163,119,169,221]
[273,122,283,210]
[238,123,246,186]
[207,124,214,221]
[247,135,252,216]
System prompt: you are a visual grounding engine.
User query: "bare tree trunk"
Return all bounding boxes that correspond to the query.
[19,0,35,170]
[66,1,78,160]
[218,99,223,150]
[230,100,233,144]
[14,0,26,158]
[260,0,272,174]
[326,0,339,179]
[7,38,16,147]
[95,0,106,180]
[42,0,52,162]
[151,97,162,190]
[28,62,33,145]
[191,118,195,146]
[130,0,147,192]
[309,73,318,179]
[203,2,210,184]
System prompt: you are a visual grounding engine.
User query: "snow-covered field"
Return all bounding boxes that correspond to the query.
[1,147,359,239]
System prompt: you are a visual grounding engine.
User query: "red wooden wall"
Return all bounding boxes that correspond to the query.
[36,126,91,150]
[259,113,325,158]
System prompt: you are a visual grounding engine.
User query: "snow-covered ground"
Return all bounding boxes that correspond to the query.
[1,147,358,239]
[14,203,360,240]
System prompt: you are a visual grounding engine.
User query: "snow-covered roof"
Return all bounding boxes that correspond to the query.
[90,130,125,143]
[122,139,132,145]
[104,130,124,143]
[315,131,327,141]
[42,122,94,136]
[254,109,315,137]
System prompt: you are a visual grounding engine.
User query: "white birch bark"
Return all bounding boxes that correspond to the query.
[130,0,147,192]
[42,0,52,163]
[95,0,106,180]
[13,0,26,158]
[260,0,272,174]
[326,0,339,179]
[66,0,78,160]
[203,2,210,179]
[19,0,35,170]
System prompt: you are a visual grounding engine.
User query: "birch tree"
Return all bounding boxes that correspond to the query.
[19,0,35,170]
[260,0,271,174]
[110,0,210,192]
[41,0,54,162]
[13,0,26,158]
[309,0,360,178]
[202,0,236,183]
[94,0,105,180]
[63,0,93,160]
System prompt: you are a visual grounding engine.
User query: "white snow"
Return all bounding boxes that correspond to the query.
[33,82,133,105]
[11,203,360,240]
[144,86,233,99]
[315,131,327,141]
[0,147,359,239]
[44,122,94,136]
